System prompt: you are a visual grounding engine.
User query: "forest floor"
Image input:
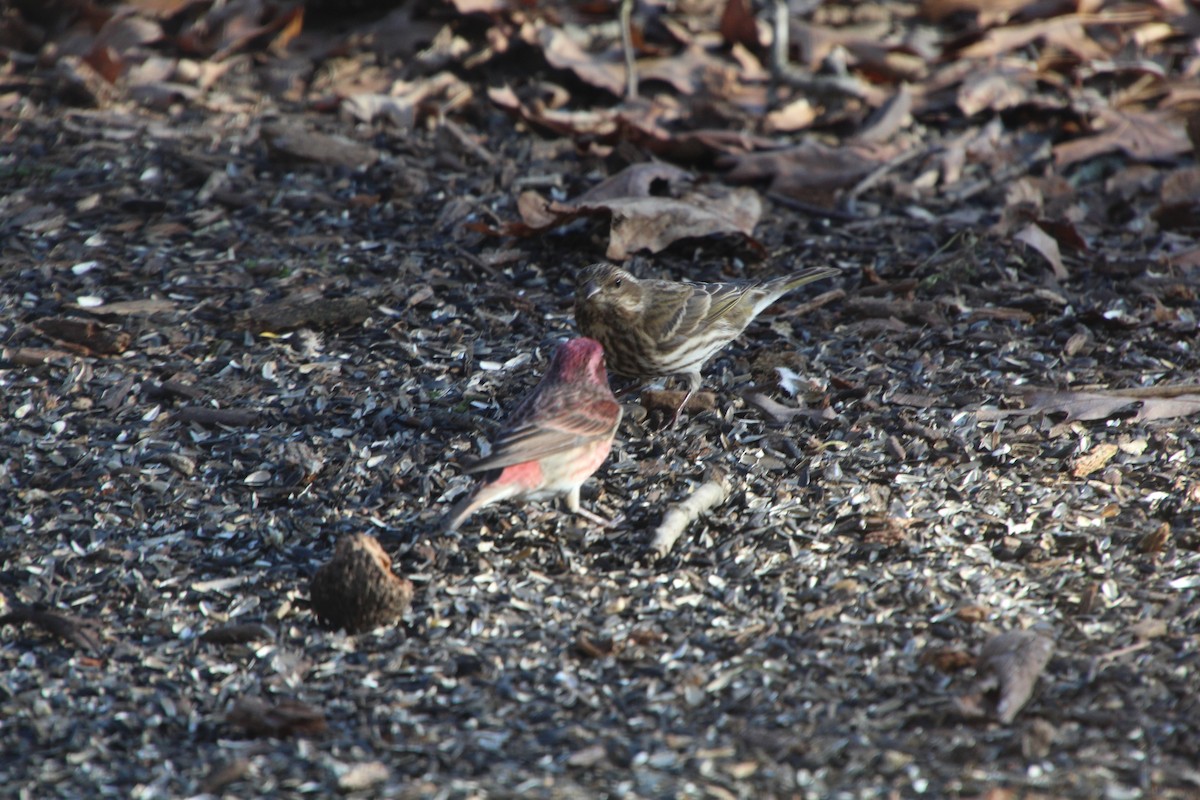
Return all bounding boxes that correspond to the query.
[2,1,1200,797]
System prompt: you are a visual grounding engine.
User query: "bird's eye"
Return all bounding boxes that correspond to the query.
[613,278,622,289]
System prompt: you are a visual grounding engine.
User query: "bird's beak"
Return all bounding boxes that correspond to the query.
[583,281,600,300]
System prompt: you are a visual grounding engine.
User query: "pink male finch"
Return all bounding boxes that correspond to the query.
[575,262,840,425]
[444,337,622,532]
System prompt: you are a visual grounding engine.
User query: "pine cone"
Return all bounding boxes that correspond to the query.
[309,534,412,633]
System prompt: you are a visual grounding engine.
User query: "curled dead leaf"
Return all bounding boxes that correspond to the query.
[507,178,763,260]
[960,629,1055,724]
[1072,443,1118,478]
[1014,222,1066,280]
[600,189,764,260]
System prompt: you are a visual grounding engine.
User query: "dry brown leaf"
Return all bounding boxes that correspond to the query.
[83,44,125,84]
[638,46,734,96]
[959,15,1111,61]
[920,647,976,673]
[508,182,762,260]
[720,142,895,208]
[1071,443,1118,478]
[350,5,453,62]
[269,4,303,53]
[964,629,1055,724]
[490,85,776,162]
[1153,166,1200,230]
[1036,218,1088,254]
[1015,222,1067,279]
[343,73,472,128]
[599,189,763,260]
[1055,108,1193,168]
[1128,618,1168,641]
[261,121,380,169]
[575,163,692,204]
[956,605,990,624]
[214,2,304,61]
[855,85,913,144]
[516,190,566,229]
[791,22,889,71]
[764,98,819,134]
[957,68,1035,117]
[719,0,760,49]
[94,11,162,53]
[1138,522,1170,554]
[536,25,625,96]
[488,84,623,139]
[994,176,1043,234]
[57,55,122,106]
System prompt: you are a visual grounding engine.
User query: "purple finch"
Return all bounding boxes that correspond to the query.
[575,262,840,425]
[444,337,622,532]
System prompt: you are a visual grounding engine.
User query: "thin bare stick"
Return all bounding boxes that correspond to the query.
[620,0,638,100]
[651,473,730,558]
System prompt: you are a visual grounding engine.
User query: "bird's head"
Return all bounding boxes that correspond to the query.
[548,337,609,385]
[576,262,643,314]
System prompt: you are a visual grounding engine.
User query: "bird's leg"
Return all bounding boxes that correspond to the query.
[564,486,623,528]
[668,390,694,430]
[620,0,638,100]
[667,373,703,430]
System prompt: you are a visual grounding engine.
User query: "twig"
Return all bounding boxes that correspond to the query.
[767,0,788,110]
[774,66,875,102]
[944,140,1051,203]
[1093,640,1153,663]
[620,0,638,99]
[440,118,496,166]
[651,473,731,558]
[779,287,846,318]
[767,193,859,221]
[844,146,928,211]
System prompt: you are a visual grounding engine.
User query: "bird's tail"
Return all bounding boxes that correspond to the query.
[778,266,841,293]
[442,481,518,532]
[443,490,481,532]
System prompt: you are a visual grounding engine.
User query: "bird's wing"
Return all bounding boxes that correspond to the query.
[463,392,620,474]
[645,280,753,347]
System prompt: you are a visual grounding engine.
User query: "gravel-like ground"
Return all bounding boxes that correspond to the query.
[3,14,1200,798]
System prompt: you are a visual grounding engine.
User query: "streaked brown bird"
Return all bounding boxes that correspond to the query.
[575,262,839,426]
[444,337,622,532]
